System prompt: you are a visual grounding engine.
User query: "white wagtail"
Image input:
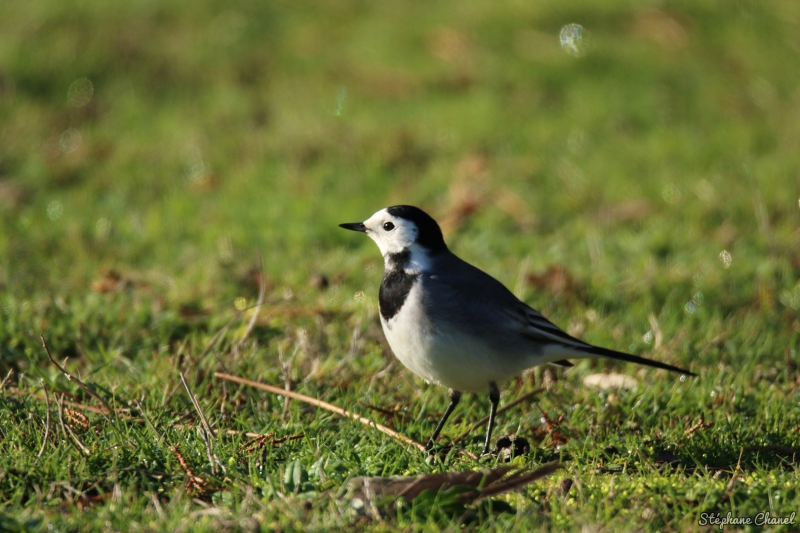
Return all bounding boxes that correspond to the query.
[340,205,695,455]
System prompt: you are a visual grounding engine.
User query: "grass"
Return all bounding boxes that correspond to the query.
[1,0,799,530]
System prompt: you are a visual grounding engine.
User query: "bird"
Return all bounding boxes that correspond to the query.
[339,205,695,455]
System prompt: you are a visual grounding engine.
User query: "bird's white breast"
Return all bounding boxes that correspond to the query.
[380,279,529,393]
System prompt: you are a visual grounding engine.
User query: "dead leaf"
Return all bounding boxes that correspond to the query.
[526,264,582,299]
[90,270,125,293]
[596,200,652,226]
[631,9,691,50]
[340,462,560,518]
[583,373,639,390]
[0,180,28,210]
[427,27,472,63]
[493,188,536,229]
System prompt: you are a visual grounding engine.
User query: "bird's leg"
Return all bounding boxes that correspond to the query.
[425,389,461,451]
[481,382,500,455]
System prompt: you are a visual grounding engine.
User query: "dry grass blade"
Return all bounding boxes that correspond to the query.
[179,372,215,441]
[6,388,133,417]
[726,447,744,495]
[40,334,112,415]
[37,383,52,459]
[234,252,267,356]
[199,426,219,475]
[277,343,295,420]
[451,387,544,445]
[215,372,426,452]
[179,372,221,474]
[0,369,14,392]
[6,388,270,440]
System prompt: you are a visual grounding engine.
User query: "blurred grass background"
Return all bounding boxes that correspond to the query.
[0,0,799,530]
[1,0,799,364]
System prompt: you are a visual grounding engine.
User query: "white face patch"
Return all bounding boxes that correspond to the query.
[362,208,419,257]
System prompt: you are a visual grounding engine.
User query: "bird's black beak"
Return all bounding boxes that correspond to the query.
[339,222,367,233]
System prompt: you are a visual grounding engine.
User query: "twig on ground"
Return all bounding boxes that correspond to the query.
[0,369,14,392]
[214,428,276,439]
[37,383,52,459]
[40,334,112,415]
[451,387,544,445]
[215,372,427,452]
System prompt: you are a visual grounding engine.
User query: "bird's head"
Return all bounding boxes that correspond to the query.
[339,205,447,259]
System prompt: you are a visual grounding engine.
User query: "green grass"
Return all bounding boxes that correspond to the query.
[1,0,799,530]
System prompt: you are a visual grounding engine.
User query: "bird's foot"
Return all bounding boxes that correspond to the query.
[479,446,496,459]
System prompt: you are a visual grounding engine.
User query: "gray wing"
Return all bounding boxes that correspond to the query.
[420,253,593,357]
[422,253,696,376]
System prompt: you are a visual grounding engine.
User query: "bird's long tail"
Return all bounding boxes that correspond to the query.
[583,345,696,376]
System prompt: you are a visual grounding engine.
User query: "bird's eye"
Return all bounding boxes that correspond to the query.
[383,222,395,231]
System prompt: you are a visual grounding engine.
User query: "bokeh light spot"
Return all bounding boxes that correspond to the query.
[95,218,112,239]
[560,24,589,57]
[47,200,63,221]
[59,128,82,153]
[661,183,681,204]
[335,86,347,116]
[68,78,94,107]
[719,249,732,269]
